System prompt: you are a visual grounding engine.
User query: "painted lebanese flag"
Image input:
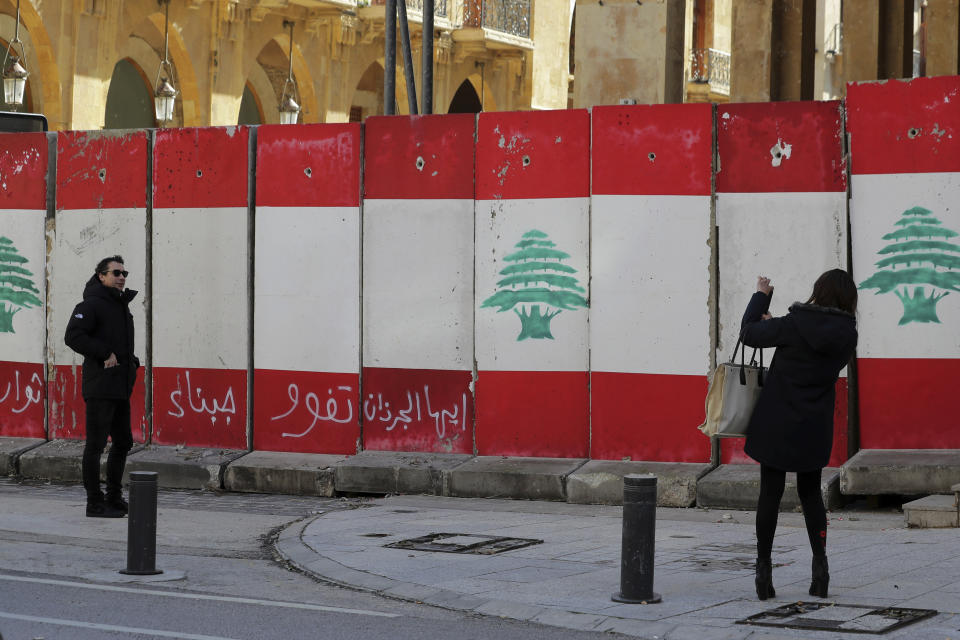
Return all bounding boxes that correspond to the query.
[361,114,476,454]
[253,123,361,454]
[715,101,849,467]
[475,109,590,458]
[589,103,713,463]
[848,76,960,450]
[0,133,46,438]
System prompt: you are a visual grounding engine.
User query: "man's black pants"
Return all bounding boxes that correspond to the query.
[82,398,133,504]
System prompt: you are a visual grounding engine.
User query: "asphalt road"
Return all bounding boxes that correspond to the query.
[0,480,627,640]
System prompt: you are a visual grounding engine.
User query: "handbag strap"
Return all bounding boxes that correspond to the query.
[735,331,765,387]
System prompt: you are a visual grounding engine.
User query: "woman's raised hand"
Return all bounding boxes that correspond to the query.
[757,276,774,296]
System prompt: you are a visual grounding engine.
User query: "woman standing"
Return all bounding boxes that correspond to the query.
[740,269,858,601]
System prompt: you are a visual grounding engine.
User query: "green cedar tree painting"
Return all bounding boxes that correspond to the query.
[482,229,588,341]
[858,206,960,325]
[0,236,42,333]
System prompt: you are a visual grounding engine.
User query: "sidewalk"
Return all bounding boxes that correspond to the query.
[277,495,960,639]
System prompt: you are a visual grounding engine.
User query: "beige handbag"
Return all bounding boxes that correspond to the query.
[698,338,767,438]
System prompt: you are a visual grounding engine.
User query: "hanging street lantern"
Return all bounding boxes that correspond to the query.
[153,0,178,124]
[278,20,301,125]
[2,0,29,107]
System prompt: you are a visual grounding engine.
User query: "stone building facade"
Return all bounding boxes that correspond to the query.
[0,0,574,130]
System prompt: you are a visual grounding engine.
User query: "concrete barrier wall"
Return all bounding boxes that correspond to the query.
[362,115,475,454]
[253,124,361,455]
[3,81,958,459]
[475,110,591,457]
[0,133,46,438]
[49,131,149,442]
[151,127,249,449]
[848,76,960,450]
[589,104,713,463]
[716,101,850,467]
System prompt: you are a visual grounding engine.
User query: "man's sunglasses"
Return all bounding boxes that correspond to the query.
[102,269,129,277]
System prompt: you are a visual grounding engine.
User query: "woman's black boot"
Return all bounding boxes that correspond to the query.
[755,558,776,600]
[809,555,829,597]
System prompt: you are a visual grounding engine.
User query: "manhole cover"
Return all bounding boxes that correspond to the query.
[385,533,542,555]
[738,602,937,634]
[695,543,794,554]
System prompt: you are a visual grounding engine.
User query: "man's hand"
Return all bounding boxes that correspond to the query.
[104,353,118,368]
[756,276,774,296]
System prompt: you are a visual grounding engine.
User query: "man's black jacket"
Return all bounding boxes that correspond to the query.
[64,275,140,400]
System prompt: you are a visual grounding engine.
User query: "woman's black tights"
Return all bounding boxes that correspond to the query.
[756,465,827,560]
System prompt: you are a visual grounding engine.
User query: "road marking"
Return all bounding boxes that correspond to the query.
[0,611,240,640]
[0,574,400,618]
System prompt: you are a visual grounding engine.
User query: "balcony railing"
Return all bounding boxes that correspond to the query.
[367,0,531,40]
[455,0,531,39]
[690,48,730,95]
[370,0,448,18]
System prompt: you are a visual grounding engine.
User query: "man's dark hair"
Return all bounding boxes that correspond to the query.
[807,268,857,314]
[95,255,125,275]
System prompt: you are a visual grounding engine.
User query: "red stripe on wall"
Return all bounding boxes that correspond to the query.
[592,104,713,196]
[57,131,148,210]
[720,378,849,468]
[253,369,359,454]
[476,110,590,200]
[361,367,473,454]
[590,371,711,462]
[256,124,361,207]
[716,101,845,193]
[858,358,960,449]
[153,127,249,209]
[476,370,588,457]
[364,114,476,200]
[152,366,246,449]
[848,76,960,175]
[0,361,45,438]
[0,133,47,210]
[47,364,147,442]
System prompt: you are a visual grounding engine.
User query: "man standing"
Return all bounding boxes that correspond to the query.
[65,256,140,518]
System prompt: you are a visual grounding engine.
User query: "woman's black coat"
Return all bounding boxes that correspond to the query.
[740,292,857,472]
[64,275,140,400]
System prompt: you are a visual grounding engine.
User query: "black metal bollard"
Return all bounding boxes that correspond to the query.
[612,474,661,604]
[120,471,163,576]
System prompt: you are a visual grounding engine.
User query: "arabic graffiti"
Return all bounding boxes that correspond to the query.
[0,368,43,414]
[271,382,467,441]
[273,384,355,438]
[363,386,468,440]
[167,370,236,426]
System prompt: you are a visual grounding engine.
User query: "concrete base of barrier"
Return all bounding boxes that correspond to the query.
[902,494,959,528]
[447,456,588,501]
[696,464,842,510]
[0,437,46,476]
[841,449,960,496]
[334,451,473,495]
[18,439,144,483]
[566,460,713,507]
[224,451,347,497]
[125,445,247,490]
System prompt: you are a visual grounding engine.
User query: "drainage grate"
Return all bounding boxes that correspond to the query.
[738,602,938,634]
[385,533,542,555]
[695,543,795,554]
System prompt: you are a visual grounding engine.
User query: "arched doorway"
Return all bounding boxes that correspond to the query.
[104,58,154,129]
[349,62,384,122]
[238,83,263,125]
[447,78,481,113]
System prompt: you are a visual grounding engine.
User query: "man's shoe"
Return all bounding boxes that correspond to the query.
[86,502,125,518]
[107,495,129,515]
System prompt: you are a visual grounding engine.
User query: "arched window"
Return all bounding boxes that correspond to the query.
[104,58,154,129]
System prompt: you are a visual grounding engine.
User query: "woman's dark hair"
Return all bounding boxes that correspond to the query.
[807,268,857,314]
[95,255,124,275]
